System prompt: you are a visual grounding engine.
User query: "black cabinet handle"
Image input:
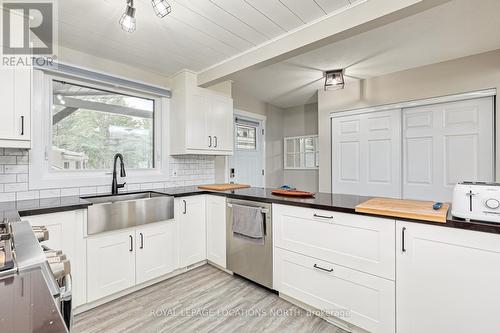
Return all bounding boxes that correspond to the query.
[402,227,407,253]
[313,264,334,273]
[183,200,187,214]
[208,136,212,147]
[129,235,133,252]
[313,214,333,219]
[20,116,24,136]
[214,136,218,148]
[140,233,144,249]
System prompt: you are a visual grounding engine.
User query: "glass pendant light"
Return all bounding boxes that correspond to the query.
[120,0,136,33]
[151,0,172,18]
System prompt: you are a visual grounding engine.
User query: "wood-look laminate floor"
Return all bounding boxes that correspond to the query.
[74,264,346,333]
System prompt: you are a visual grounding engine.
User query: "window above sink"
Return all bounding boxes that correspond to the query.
[30,69,170,190]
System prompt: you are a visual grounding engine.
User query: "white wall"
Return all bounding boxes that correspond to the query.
[318,49,500,193]
[283,103,319,192]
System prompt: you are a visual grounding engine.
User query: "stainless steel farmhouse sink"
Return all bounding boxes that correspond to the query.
[83,192,174,235]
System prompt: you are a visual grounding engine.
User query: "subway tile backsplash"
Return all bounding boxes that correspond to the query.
[0,148,215,202]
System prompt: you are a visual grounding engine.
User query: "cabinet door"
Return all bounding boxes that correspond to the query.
[206,195,226,268]
[136,221,177,285]
[0,66,30,142]
[87,230,136,302]
[209,94,233,151]
[186,89,210,150]
[177,196,207,267]
[396,221,500,333]
[25,210,87,308]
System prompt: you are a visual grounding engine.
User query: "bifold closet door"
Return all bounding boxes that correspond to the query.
[331,109,402,198]
[402,97,494,202]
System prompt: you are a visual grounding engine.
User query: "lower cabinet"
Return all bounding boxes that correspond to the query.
[135,222,177,285]
[87,230,136,302]
[206,195,226,268]
[87,220,176,303]
[396,221,500,333]
[274,248,395,333]
[177,196,207,267]
[24,210,87,308]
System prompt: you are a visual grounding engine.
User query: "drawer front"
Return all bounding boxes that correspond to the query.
[275,248,395,333]
[273,204,395,280]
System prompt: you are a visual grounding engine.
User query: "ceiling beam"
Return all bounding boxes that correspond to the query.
[197,0,451,87]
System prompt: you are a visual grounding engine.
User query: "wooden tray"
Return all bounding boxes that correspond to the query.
[355,198,449,223]
[272,189,315,198]
[198,184,250,191]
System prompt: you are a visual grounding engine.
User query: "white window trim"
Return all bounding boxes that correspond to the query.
[284,135,319,170]
[30,69,171,190]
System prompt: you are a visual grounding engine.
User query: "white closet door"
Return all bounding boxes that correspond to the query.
[403,97,494,202]
[332,109,401,198]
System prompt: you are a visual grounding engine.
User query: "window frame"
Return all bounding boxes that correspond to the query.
[50,79,156,171]
[30,69,171,190]
[235,123,258,151]
[284,135,319,170]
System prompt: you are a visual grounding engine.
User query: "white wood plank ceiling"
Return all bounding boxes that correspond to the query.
[57,0,357,77]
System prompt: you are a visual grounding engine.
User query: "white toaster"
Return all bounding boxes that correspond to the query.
[452,182,500,223]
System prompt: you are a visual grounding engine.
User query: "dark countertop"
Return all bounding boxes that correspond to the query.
[0,196,92,218]
[1,185,499,235]
[0,268,68,333]
[158,186,500,235]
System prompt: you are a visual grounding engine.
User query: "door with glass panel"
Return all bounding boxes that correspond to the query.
[227,116,264,187]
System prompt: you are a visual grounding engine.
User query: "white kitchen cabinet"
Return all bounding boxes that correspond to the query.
[0,65,31,148]
[273,204,395,280]
[396,221,500,333]
[86,220,177,303]
[275,248,395,333]
[24,210,87,308]
[135,221,177,284]
[177,196,207,267]
[206,195,226,268]
[87,230,136,302]
[170,70,233,155]
[331,109,401,198]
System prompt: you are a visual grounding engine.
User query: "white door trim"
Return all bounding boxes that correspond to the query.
[224,109,267,188]
[329,89,496,118]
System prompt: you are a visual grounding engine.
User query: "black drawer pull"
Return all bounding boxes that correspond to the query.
[313,214,333,219]
[313,264,334,272]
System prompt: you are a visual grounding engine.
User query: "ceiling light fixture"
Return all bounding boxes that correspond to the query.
[119,0,136,33]
[152,0,172,18]
[324,69,345,91]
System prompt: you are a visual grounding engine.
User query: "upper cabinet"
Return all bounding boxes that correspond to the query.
[170,70,233,155]
[0,65,31,148]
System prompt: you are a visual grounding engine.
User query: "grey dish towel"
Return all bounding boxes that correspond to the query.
[232,204,265,244]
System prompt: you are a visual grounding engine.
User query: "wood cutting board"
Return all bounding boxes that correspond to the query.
[198,183,250,191]
[355,198,449,223]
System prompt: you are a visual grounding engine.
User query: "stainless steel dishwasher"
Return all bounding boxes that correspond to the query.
[226,198,273,289]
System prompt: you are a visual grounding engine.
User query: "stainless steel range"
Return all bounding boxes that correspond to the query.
[0,217,73,331]
[0,222,15,275]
